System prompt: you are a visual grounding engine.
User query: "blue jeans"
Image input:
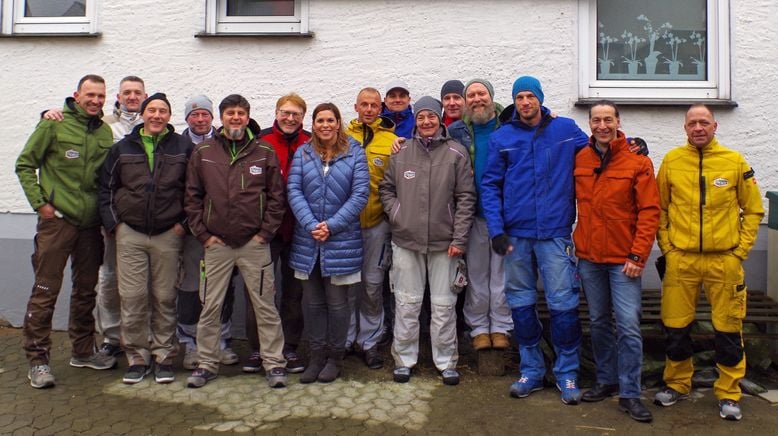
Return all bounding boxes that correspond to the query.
[504,236,581,381]
[578,259,643,398]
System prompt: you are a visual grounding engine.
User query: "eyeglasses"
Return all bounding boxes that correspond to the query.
[277,109,303,120]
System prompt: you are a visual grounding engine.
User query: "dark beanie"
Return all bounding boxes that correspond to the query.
[141,92,172,114]
[440,80,465,100]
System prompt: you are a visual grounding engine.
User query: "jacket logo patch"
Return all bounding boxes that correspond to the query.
[713,177,728,188]
[403,170,416,180]
[249,165,263,175]
[372,157,384,167]
[65,149,80,159]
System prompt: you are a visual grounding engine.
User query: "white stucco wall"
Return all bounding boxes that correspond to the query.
[1,0,776,215]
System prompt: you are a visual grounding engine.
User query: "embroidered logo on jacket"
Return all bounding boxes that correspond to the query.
[65,149,80,159]
[713,177,728,187]
[249,165,263,175]
[373,157,384,167]
[403,170,416,180]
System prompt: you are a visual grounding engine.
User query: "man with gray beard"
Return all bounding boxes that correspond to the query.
[448,80,513,352]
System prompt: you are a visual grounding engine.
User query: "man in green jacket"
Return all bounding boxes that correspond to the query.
[16,74,117,389]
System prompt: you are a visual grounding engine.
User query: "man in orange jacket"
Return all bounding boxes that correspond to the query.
[573,100,660,422]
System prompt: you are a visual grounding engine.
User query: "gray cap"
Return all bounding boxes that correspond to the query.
[413,96,442,120]
[184,95,214,120]
[385,79,410,95]
[464,79,495,99]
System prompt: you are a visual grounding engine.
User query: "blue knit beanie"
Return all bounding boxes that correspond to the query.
[512,76,544,104]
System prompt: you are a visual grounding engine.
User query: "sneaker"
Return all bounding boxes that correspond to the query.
[186,368,217,388]
[393,366,411,383]
[220,347,239,365]
[285,351,305,373]
[123,365,151,384]
[28,364,56,389]
[98,342,124,357]
[154,363,175,384]
[654,387,689,407]
[719,399,742,421]
[557,379,582,405]
[183,347,198,370]
[509,376,544,398]
[242,351,262,373]
[70,352,116,370]
[364,346,384,370]
[267,367,288,388]
[441,368,460,386]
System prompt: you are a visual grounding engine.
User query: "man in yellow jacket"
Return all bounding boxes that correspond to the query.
[654,104,764,421]
[345,87,397,369]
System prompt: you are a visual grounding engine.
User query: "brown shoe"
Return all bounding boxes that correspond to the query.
[472,333,491,350]
[491,333,511,349]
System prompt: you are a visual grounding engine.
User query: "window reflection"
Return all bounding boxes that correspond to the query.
[24,0,86,17]
[226,0,294,16]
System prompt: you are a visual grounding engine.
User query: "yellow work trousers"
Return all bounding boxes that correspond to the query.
[660,250,747,401]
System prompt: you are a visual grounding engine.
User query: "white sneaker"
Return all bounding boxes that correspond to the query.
[220,347,239,365]
[28,364,56,388]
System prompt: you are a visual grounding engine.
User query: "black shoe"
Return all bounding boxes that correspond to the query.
[285,351,305,374]
[582,383,619,402]
[618,398,653,423]
[364,346,384,369]
[98,342,124,358]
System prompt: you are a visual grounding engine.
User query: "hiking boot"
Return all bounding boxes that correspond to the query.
[582,383,619,402]
[220,347,239,365]
[154,363,175,384]
[490,333,511,350]
[364,346,384,369]
[70,352,116,370]
[300,349,325,384]
[267,367,288,388]
[123,364,151,384]
[472,333,491,351]
[28,364,55,389]
[654,387,689,407]
[242,351,262,373]
[186,368,217,388]
[285,351,305,374]
[183,347,198,370]
[509,376,544,398]
[393,366,412,383]
[98,342,124,357]
[317,352,343,383]
[441,368,460,386]
[619,398,653,423]
[719,399,742,421]
[557,379,582,405]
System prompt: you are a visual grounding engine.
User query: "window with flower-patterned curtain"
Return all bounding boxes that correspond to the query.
[578,0,731,104]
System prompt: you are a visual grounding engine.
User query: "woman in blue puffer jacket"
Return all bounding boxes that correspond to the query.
[288,102,369,383]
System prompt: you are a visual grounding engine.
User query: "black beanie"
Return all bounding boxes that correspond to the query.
[141,92,172,114]
[440,80,465,100]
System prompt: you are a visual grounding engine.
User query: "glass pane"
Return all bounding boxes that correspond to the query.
[23,0,86,17]
[226,0,295,16]
[597,0,707,81]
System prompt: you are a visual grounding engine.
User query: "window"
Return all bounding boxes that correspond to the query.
[202,0,310,36]
[1,0,98,35]
[578,0,731,104]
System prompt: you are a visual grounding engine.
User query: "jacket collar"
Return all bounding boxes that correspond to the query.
[65,97,105,133]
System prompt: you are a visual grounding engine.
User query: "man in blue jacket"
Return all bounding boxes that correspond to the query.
[480,76,589,405]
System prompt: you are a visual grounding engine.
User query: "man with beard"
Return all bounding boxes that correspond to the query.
[440,80,465,127]
[184,94,287,388]
[43,75,148,361]
[176,95,241,371]
[481,76,590,405]
[448,80,513,353]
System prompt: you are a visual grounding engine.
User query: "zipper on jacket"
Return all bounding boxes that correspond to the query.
[698,149,705,252]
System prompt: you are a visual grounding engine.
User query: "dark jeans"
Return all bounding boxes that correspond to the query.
[23,217,103,364]
[301,264,353,352]
[245,236,303,352]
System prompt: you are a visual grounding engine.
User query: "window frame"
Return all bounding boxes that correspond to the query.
[577,0,731,104]
[202,0,310,36]
[1,0,99,35]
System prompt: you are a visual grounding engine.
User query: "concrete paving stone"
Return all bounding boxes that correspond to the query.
[232,424,253,433]
[264,409,291,421]
[329,406,349,418]
[298,394,317,407]
[1,417,33,434]
[30,414,54,430]
[69,417,93,432]
[289,405,309,418]
[12,426,34,436]
[212,420,242,432]
[367,407,390,422]
[335,396,356,408]
[374,398,392,410]
[0,414,14,427]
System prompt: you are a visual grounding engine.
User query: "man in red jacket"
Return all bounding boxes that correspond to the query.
[573,101,660,422]
[240,93,310,374]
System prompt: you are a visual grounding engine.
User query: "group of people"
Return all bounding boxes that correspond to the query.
[15,72,763,423]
